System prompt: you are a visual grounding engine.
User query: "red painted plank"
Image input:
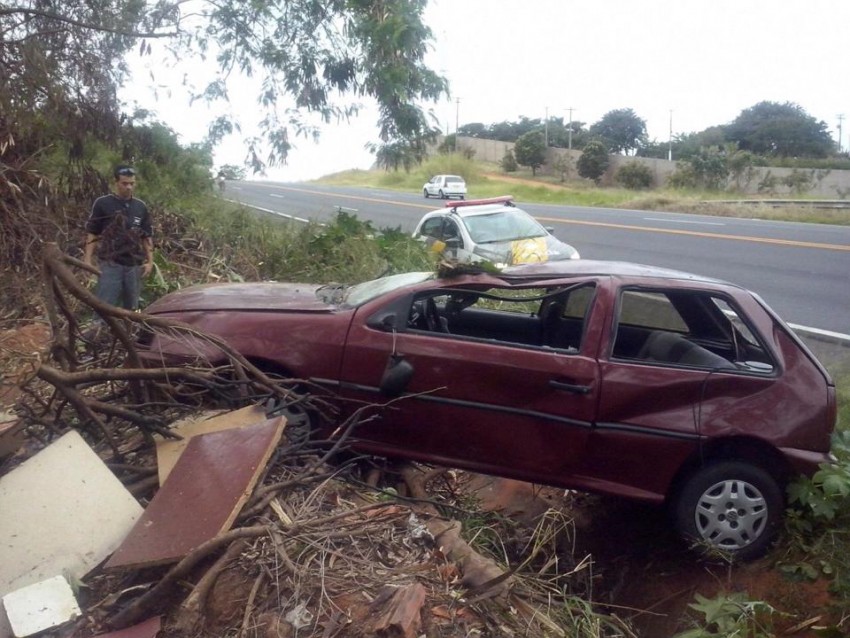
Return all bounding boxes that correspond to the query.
[105,417,284,569]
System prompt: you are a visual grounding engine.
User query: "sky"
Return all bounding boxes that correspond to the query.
[121,0,850,181]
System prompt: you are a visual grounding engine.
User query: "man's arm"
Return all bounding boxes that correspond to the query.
[141,236,154,277]
[83,232,99,268]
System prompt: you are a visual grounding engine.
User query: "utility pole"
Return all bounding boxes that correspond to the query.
[455,98,460,153]
[566,107,574,150]
[668,109,673,161]
[838,114,845,154]
[544,106,549,147]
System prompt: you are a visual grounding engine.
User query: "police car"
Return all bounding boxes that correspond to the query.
[412,196,580,267]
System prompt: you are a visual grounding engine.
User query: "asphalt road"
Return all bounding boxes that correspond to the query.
[223,181,850,336]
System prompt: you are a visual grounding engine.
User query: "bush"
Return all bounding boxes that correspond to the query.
[616,162,653,189]
[667,147,729,190]
[500,149,518,173]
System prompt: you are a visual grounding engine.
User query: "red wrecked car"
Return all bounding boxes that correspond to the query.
[139,260,837,559]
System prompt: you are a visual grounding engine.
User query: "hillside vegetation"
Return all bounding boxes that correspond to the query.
[319,156,850,225]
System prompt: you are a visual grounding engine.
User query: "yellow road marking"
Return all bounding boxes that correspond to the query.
[248,184,850,252]
[536,216,850,252]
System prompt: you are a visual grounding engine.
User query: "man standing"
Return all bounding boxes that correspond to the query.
[83,165,154,311]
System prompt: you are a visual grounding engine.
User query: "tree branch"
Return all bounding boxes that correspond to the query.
[0,7,178,38]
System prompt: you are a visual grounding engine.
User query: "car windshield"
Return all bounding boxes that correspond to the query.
[463,210,548,244]
[340,271,435,307]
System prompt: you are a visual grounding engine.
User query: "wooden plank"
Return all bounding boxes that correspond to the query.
[155,404,267,485]
[105,417,284,570]
[0,431,143,598]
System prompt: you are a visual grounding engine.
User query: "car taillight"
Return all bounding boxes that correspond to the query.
[827,384,838,433]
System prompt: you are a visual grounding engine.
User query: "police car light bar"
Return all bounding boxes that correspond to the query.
[445,195,514,209]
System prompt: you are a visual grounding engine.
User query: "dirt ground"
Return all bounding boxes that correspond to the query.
[1,323,846,637]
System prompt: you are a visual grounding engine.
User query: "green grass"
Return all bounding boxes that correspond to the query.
[318,156,850,225]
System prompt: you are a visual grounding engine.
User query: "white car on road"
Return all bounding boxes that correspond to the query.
[423,174,467,199]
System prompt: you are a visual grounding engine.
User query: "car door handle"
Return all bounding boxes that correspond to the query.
[549,380,592,395]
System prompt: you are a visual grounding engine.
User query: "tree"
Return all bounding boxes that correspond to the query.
[488,117,542,143]
[218,164,247,180]
[371,141,424,172]
[500,149,518,173]
[589,108,647,155]
[1,0,448,172]
[458,123,488,138]
[513,131,546,175]
[576,141,609,184]
[616,162,653,190]
[725,102,834,158]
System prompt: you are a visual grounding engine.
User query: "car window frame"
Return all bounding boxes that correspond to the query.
[609,285,777,374]
[399,283,592,355]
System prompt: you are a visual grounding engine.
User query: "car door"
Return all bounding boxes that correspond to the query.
[336,282,603,485]
[425,176,439,196]
[587,285,777,500]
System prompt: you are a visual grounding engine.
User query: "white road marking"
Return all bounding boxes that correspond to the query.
[643,217,725,226]
[239,203,311,223]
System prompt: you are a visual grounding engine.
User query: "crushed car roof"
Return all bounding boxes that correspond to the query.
[499,259,730,285]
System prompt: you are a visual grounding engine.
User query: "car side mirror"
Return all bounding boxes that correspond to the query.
[380,354,414,397]
[367,312,398,332]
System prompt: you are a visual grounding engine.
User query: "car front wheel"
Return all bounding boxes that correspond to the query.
[672,461,783,561]
[438,189,445,199]
[423,189,429,198]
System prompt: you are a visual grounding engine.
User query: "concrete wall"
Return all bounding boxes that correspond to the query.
[452,136,850,198]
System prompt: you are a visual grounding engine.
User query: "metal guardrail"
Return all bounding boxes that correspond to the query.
[706,199,850,209]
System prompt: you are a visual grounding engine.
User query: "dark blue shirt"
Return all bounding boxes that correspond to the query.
[85,194,152,266]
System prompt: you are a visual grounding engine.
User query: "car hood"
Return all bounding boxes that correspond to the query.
[146,282,330,314]
[473,235,580,265]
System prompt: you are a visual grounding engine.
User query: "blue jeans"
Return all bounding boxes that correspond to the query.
[96,261,142,310]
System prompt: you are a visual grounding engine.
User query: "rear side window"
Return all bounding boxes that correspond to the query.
[618,290,687,332]
[612,288,771,371]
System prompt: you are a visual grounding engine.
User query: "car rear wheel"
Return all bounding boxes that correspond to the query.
[672,461,783,561]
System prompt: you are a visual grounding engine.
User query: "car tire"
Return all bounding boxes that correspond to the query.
[460,195,465,200]
[439,189,445,199]
[672,461,783,561]
[423,189,429,198]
